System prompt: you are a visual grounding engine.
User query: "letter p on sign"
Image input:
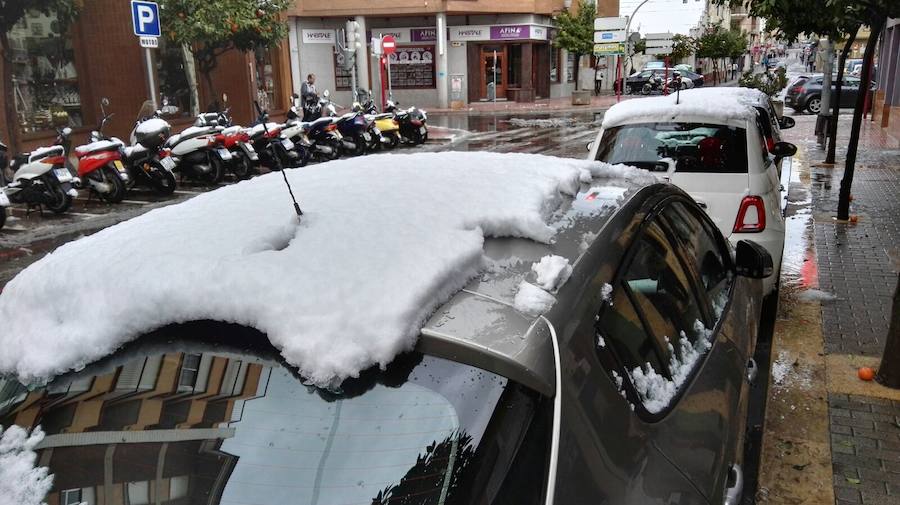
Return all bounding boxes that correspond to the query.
[131,0,161,38]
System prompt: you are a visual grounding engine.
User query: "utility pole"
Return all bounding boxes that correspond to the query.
[816,38,834,146]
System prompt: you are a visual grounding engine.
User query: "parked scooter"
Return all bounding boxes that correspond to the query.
[122,103,178,195]
[641,74,665,95]
[165,113,231,184]
[72,99,129,203]
[194,95,260,178]
[1,129,78,216]
[360,97,400,149]
[0,140,9,229]
[385,100,428,145]
[250,102,298,171]
[352,90,389,152]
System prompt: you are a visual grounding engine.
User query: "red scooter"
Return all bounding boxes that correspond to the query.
[73,99,129,203]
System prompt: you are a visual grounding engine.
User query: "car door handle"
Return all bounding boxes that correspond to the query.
[723,463,744,505]
[747,358,758,384]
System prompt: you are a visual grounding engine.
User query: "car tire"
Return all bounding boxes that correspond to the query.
[806,96,821,114]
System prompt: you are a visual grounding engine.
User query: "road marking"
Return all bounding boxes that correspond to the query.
[120,199,151,205]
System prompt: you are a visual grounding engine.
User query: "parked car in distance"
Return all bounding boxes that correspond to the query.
[624,68,704,94]
[785,75,876,114]
[0,151,773,505]
[589,88,793,295]
[642,60,666,70]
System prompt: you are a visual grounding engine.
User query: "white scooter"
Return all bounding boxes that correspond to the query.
[1,128,79,217]
[165,115,231,184]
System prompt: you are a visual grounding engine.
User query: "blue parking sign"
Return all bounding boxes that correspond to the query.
[131,0,161,37]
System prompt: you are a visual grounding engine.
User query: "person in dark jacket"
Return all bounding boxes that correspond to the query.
[300,74,317,121]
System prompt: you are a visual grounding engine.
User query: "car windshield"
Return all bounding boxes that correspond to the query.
[595,122,749,173]
[0,330,551,505]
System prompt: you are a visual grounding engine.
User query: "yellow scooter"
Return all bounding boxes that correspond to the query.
[353,92,401,149]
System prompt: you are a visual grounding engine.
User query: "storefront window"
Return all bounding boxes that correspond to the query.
[388,46,436,89]
[508,45,522,87]
[334,52,353,91]
[255,47,281,111]
[157,38,192,117]
[550,47,560,83]
[8,9,82,132]
[566,52,576,83]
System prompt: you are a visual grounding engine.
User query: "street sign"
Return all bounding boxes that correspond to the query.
[130,0,161,37]
[594,16,627,31]
[645,32,674,40]
[139,36,158,48]
[594,30,626,43]
[381,35,396,55]
[594,42,625,56]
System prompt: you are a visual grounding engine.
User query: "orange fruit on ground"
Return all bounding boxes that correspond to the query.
[850,215,859,223]
[858,367,875,381]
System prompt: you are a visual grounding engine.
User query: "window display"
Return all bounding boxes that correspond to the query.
[388,46,435,89]
[8,10,82,132]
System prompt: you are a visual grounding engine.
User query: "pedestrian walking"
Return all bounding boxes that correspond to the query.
[300,73,317,121]
[594,64,603,96]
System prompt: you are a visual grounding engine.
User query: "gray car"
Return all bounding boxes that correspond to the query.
[0,180,771,504]
[785,75,874,114]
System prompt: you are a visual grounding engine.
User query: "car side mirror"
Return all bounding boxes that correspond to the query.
[735,240,773,279]
[586,141,594,152]
[778,116,795,129]
[771,141,797,158]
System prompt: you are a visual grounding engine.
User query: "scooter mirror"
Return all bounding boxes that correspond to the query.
[62,127,73,136]
[222,93,228,104]
[101,97,110,107]
[323,90,330,98]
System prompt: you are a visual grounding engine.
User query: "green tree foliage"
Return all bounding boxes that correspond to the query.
[0,0,80,150]
[159,0,291,96]
[739,66,787,97]
[552,0,595,90]
[669,34,695,61]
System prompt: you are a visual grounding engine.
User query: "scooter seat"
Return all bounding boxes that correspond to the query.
[310,117,333,129]
[122,144,148,159]
[74,139,122,157]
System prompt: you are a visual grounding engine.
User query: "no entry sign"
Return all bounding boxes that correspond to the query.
[382,35,396,55]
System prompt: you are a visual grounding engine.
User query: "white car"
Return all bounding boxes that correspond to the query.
[588,88,796,295]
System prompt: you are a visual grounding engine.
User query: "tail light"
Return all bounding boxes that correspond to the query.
[766,136,774,152]
[43,155,67,165]
[790,85,803,94]
[239,132,250,143]
[209,134,226,146]
[733,196,766,233]
[411,119,422,126]
[326,124,337,132]
[392,119,399,126]
[264,128,282,139]
[159,149,171,158]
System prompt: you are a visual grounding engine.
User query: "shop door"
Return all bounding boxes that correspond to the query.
[481,47,507,99]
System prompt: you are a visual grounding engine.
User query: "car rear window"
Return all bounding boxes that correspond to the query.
[0,346,551,505]
[595,122,749,174]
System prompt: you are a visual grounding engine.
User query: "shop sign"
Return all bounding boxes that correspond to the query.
[593,42,625,56]
[490,25,530,40]
[302,29,336,44]
[531,26,548,40]
[450,25,489,41]
[411,28,437,42]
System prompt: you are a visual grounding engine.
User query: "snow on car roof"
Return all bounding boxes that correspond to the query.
[0,152,654,387]
[602,88,761,127]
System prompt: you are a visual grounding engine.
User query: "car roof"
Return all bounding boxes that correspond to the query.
[602,88,760,127]
[0,152,659,397]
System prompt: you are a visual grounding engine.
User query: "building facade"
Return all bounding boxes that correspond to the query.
[285,0,580,109]
[0,0,291,153]
[873,18,900,142]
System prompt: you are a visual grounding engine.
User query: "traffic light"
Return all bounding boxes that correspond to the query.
[342,20,361,70]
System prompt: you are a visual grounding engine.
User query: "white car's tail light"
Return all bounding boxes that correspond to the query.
[733,196,766,233]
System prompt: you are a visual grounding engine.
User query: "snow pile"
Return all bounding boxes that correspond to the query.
[0,425,53,505]
[602,88,759,127]
[513,281,558,317]
[771,350,813,390]
[509,118,577,128]
[0,152,656,387]
[629,320,714,413]
[601,283,614,303]
[531,255,572,292]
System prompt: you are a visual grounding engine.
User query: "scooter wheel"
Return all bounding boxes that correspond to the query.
[45,183,73,214]
[97,166,126,204]
[388,133,400,149]
[232,153,253,179]
[207,156,225,184]
[153,165,177,195]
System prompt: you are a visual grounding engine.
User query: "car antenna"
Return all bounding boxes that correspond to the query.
[254,101,303,220]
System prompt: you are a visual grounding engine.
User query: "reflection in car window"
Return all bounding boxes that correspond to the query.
[617,222,715,413]
[662,202,733,321]
[598,282,669,378]
[0,348,550,505]
[596,123,749,174]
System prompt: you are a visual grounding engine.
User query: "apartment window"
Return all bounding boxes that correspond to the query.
[178,354,202,390]
[566,52,576,82]
[255,46,282,111]
[508,45,522,87]
[550,47,560,82]
[61,489,82,505]
[127,481,150,505]
[157,37,191,117]
[8,9,82,133]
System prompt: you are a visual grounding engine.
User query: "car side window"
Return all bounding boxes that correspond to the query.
[599,220,715,413]
[755,117,771,164]
[661,202,734,322]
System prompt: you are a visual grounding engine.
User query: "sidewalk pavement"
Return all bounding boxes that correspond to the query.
[758,113,900,505]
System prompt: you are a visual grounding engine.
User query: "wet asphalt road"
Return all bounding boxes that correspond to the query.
[0,110,608,286]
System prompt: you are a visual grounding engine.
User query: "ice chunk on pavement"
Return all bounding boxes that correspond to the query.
[797,289,837,302]
[531,254,572,292]
[513,281,557,317]
[0,425,53,505]
[0,152,654,387]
